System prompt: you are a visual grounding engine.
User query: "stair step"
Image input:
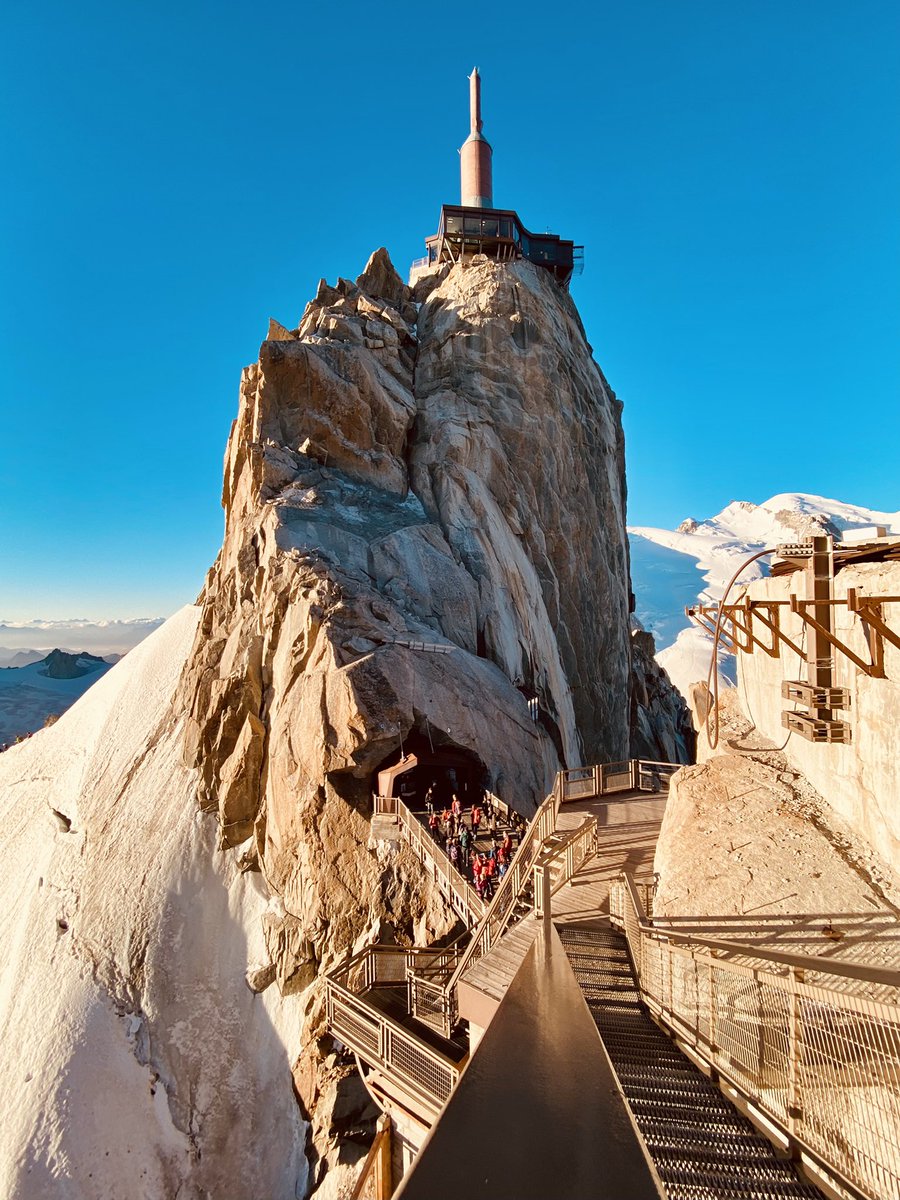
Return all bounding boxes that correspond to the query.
[557,926,823,1200]
[466,962,513,985]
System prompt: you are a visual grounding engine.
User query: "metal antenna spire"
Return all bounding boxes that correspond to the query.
[470,67,483,134]
[460,67,493,207]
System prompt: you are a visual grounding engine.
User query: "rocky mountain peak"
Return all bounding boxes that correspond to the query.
[173,247,690,1186]
[181,247,662,900]
[40,648,106,679]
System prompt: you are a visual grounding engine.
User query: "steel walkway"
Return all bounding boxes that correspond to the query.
[335,765,900,1200]
[559,921,822,1200]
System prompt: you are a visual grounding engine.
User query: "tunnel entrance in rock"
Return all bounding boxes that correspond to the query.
[373,736,487,811]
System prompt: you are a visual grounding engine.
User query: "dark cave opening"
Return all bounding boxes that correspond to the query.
[372,733,488,811]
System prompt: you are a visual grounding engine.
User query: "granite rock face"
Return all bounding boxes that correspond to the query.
[181,249,637,869]
[176,248,681,1190]
[410,257,633,766]
[629,627,695,763]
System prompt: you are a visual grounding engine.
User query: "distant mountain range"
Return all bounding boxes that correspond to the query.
[628,493,900,700]
[0,621,163,746]
[0,617,163,665]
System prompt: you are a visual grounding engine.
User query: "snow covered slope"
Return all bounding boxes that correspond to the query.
[629,493,900,699]
[0,607,307,1200]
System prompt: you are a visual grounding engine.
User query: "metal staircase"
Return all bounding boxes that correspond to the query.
[559,923,823,1200]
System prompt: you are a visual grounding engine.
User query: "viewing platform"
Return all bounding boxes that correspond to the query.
[410,67,583,289]
[416,204,583,289]
[328,760,900,1200]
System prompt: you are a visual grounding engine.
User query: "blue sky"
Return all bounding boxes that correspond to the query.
[1,1,897,620]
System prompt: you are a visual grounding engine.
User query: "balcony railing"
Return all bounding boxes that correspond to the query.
[560,758,680,802]
[611,871,900,1200]
[325,944,465,1121]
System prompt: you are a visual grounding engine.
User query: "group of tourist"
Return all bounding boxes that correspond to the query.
[423,790,527,901]
[0,730,33,753]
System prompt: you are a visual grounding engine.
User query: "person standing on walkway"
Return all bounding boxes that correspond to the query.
[483,852,495,892]
[472,854,483,896]
[459,825,470,866]
[481,856,493,901]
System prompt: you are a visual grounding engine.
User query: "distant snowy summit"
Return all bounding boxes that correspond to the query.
[628,493,900,700]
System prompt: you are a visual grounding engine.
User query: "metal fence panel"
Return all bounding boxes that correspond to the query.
[611,874,900,1200]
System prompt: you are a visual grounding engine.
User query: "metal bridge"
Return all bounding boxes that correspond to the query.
[326,761,900,1200]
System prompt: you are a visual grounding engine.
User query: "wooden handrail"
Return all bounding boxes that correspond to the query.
[349,1114,392,1200]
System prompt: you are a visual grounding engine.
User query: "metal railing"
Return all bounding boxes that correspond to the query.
[560,759,680,802]
[388,796,486,929]
[408,942,463,1034]
[533,815,597,919]
[325,945,464,1119]
[611,872,900,1200]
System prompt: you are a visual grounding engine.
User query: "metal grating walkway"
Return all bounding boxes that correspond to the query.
[558,923,824,1200]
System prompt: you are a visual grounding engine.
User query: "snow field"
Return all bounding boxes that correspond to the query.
[629,492,900,700]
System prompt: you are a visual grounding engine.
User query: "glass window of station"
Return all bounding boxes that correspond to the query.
[444,211,518,242]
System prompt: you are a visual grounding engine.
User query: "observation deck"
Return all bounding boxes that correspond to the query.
[419,204,583,289]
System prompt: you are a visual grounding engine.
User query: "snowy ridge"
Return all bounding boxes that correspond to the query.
[0,607,307,1198]
[629,492,900,700]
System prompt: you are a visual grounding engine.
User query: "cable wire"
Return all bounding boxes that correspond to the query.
[705,546,776,749]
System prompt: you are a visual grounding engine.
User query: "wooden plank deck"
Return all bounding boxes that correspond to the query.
[553,793,666,926]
